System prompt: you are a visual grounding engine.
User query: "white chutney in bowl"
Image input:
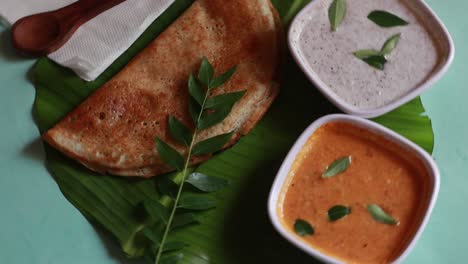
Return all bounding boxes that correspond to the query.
[289,0,454,118]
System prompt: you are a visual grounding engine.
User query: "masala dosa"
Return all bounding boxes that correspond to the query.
[43,0,283,177]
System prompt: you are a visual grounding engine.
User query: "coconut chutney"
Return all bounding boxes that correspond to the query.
[290,0,440,110]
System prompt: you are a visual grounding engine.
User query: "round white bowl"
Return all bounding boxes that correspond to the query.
[268,114,440,263]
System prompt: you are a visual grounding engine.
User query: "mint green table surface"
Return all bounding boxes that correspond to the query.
[0,1,466,263]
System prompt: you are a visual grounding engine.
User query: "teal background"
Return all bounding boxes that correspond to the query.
[0,1,466,263]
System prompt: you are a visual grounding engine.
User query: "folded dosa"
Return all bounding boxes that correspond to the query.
[43,0,283,177]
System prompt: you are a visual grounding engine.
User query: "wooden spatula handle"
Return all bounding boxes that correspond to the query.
[11,0,126,56]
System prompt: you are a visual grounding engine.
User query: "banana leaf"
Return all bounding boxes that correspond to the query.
[33,0,434,263]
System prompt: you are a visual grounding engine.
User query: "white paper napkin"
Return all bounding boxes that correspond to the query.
[0,0,175,81]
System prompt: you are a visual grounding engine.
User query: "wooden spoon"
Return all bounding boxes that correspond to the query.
[11,0,125,57]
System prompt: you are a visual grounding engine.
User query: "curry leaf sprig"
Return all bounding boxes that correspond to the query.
[146,57,245,264]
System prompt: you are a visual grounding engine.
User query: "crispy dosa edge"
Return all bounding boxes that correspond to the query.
[43,0,284,177]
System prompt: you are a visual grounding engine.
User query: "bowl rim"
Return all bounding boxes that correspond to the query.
[267,114,441,264]
[287,0,455,118]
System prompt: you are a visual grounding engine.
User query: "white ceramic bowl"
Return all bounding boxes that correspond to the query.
[268,114,440,264]
[288,0,455,118]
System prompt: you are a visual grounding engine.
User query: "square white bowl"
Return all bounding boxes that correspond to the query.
[288,0,454,118]
[268,114,440,264]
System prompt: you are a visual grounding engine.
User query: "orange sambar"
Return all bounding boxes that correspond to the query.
[279,122,430,264]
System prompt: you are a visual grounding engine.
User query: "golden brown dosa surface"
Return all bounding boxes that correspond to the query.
[43,0,283,177]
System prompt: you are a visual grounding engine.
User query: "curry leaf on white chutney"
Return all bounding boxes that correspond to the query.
[380,33,401,55]
[322,156,352,178]
[328,0,346,31]
[368,10,409,28]
[362,55,387,70]
[353,49,382,59]
[353,34,401,70]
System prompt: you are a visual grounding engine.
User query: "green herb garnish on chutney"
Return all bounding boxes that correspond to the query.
[353,33,402,70]
[328,205,351,222]
[368,10,409,28]
[328,0,347,31]
[322,156,352,178]
[368,204,399,225]
[294,219,315,236]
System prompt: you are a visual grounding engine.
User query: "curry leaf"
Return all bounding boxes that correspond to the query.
[367,204,399,225]
[363,55,387,70]
[188,99,201,125]
[328,0,346,31]
[178,195,217,210]
[168,116,193,146]
[353,49,381,59]
[294,219,314,236]
[188,74,204,105]
[205,90,246,109]
[142,227,161,245]
[192,132,234,155]
[155,138,185,171]
[210,66,237,89]
[197,105,232,130]
[368,10,409,28]
[380,33,401,55]
[143,200,169,224]
[172,213,199,229]
[157,177,179,199]
[328,205,351,222]
[322,156,351,178]
[159,253,184,264]
[198,57,215,86]
[163,241,189,252]
[186,173,229,192]
[354,34,400,70]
